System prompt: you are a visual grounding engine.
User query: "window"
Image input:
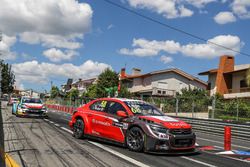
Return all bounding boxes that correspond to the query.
[107,101,126,115]
[240,80,247,88]
[89,100,107,112]
[207,83,211,90]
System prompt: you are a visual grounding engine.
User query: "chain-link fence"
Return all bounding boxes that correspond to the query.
[45,96,250,123]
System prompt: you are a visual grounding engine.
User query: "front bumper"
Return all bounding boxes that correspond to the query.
[144,133,196,154]
[17,109,48,117]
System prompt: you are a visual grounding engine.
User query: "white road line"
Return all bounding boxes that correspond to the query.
[44,119,49,121]
[61,127,73,134]
[59,126,150,167]
[54,123,60,127]
[181,156,217,167]
[88,141,151,167]
[197,137,250,150]
[49,121,54,124]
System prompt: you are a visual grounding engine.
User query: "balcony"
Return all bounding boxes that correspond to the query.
[224,87,250,99]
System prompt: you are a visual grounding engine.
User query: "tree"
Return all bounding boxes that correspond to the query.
[50,86,59,98]
[84,84,97,98]
[67,88,79,101]
[96,68,119,97]
[1,61,15,94]
[119,84,132,98]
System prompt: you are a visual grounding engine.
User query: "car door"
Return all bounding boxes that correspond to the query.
[88,100,110,138]
[105,101,127,143]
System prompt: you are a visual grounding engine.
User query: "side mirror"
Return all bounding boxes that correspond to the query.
[117,110,127,118]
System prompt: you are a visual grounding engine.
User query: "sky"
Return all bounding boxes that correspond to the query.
[0,0,250,92]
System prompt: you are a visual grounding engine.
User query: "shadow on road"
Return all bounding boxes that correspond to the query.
[0,100,6,167]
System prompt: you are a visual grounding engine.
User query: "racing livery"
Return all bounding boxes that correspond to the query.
[12,97,48,117]
[69,98,196,153]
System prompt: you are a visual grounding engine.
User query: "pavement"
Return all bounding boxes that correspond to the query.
[2,102,250,167]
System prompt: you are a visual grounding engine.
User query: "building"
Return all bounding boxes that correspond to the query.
[61,78,73,93]
[20,89,40,98]
[71,78,97,94]
[120,68,207,97]
[199,55,250,99]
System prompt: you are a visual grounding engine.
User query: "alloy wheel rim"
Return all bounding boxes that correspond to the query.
[127,129,143,150]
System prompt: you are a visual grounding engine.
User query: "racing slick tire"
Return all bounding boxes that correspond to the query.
[73,118,85,139]
[126,127,145,152]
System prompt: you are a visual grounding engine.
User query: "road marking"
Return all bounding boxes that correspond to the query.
[5,153,20,167]
[48,121,54,124]
[59,126,150,167]
[197,137,250,150]
[88,141,151,167]
[61,127,73,134]
[44,119,49,121]
[54,123,60,127]
[181,156,217,167]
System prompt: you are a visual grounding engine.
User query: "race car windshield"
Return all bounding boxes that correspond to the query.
[23,98,42,104]
[125,101,164,116]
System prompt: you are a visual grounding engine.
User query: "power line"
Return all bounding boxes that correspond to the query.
[100,0,250,57]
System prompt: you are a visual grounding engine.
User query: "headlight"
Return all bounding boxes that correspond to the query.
[148,124,169,140]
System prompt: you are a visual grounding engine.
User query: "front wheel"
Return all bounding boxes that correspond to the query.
[126,127,145,152]
[73,118,84,139]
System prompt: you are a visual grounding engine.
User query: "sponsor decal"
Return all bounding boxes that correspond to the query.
[92,119,111,126]
[158,133,169,140]
[149,116,179,122]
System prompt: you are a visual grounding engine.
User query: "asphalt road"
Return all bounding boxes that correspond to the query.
[2,102,250,167]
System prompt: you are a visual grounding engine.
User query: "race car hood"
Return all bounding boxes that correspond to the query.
[24,103,43,109]
[139,115,191,129]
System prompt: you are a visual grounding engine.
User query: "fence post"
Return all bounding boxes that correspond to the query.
[212,96,216,119]
[175,98,179,116]
[192,100,195,118]
[236,97,239,122]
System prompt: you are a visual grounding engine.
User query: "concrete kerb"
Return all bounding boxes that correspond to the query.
[0,100,5,167]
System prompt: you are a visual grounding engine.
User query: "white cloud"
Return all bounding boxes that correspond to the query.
[214,11,236,24]
[127,0,216,19]
[119,35,242,59]
[186,0,216,8]
[0,0,92,52]
[19,32,82,49]
[0,34,17,60]
[119,38,180,57]
[231,0,250,19]
[12,60,111,84]
[160,56,173,64]
[43,48,78,62]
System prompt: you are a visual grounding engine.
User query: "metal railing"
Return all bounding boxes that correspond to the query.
[228,87,250,93]
[172,116,250,140]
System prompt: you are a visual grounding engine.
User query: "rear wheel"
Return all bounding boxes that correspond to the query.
[73,118,84,139]
[126,127,144,152]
